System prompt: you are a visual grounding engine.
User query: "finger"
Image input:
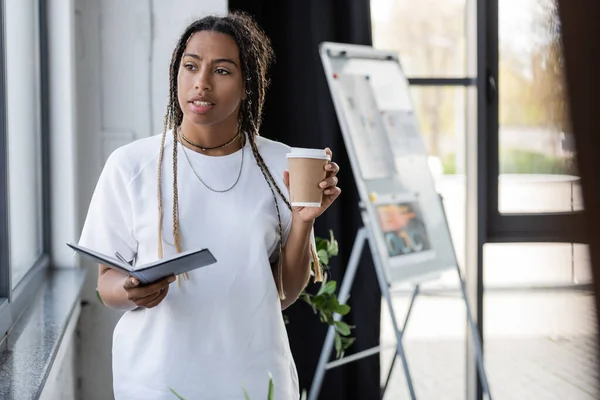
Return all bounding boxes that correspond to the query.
[128,286,160,303]
[283,171,290,190]
[325,162,339,176]
[135,289,163,307]
[123,276,140,290]
[127,275,174,301]
[325,147,333,158]
[324,186,342,197]
[319,176,338,189]
[143,276,175,293]
[144,285,169,308]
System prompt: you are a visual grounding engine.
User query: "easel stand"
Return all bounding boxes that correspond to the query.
[308,224,493,400]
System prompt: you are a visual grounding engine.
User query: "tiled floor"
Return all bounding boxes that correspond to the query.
[380,290,599,400]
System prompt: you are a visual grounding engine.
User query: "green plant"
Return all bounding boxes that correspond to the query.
[300,230,355,359]
[169,387,186,400]
[242,374,273,400]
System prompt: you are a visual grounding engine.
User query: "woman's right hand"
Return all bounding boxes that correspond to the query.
[122,275,176,309]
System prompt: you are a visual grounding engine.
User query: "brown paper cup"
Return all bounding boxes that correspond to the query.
[286,148,331,207]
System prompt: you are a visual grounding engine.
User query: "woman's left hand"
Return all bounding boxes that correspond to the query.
[283,148,341,223]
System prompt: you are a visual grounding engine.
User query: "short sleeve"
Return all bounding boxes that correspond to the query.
[78,152,138,262]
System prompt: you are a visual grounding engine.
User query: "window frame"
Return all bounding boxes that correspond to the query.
[0,0,51,339]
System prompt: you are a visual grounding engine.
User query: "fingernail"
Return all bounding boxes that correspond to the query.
[320,182,327,188]
[168,276,176,283]
[131,278,138,285]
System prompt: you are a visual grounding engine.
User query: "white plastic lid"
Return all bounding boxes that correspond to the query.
[286,147,330,160]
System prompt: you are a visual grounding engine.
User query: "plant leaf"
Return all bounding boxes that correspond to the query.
[327,230,339,256]
[242,387,251,400]
[335,304,351,315]
[335,321,351,336]
[317,249,329,265]
[321,311,334,325]
[316,237,328,252]
[317,280,336,296]
[341,337,356,349]
[169,387,186,400]
[312,295,326,308]
[267,374,275,400]
[334,332,342,357]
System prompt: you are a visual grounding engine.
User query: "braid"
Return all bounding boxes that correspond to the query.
[158,11,322,295]
[157,44,190,285]
[157,110,168,260]
[247,136,287,298]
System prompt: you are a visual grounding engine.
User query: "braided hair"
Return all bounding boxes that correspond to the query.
[157,12,322,299]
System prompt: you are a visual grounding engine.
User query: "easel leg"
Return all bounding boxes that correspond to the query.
[364,226,418,400]
[381,352,397,398]
[308,228,367,400]
[457,268,493,400]
[381,285,420,399]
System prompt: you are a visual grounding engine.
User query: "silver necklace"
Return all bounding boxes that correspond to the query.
[179,133,244,193]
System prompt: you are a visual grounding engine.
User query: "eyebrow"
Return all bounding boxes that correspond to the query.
[182,53,238,68]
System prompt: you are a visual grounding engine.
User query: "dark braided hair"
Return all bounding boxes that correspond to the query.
[157,11,322,298]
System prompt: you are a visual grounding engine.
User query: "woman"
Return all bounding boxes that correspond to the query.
[78,11,341,400]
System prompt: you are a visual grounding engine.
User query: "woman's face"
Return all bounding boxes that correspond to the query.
[177,30,245,127]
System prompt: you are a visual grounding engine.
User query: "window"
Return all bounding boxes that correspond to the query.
[498,0,579,215]
[6,0,44,288]
[0,0,49,338]
[486,0,582,242]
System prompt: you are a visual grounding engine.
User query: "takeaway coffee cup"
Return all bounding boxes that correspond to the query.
[286,148,331,207]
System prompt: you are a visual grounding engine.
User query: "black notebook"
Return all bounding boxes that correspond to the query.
[67,242,217,285]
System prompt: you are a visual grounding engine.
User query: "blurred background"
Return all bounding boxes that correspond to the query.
[0,0,597,399]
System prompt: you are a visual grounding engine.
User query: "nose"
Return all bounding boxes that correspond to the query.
[194,68,212,92]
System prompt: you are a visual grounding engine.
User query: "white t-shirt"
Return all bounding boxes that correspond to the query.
[79,131,301,400]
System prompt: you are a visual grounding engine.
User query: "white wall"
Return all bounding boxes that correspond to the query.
[72,1,227,399]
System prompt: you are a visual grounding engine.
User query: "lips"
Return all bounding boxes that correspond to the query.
[188,97,215,114]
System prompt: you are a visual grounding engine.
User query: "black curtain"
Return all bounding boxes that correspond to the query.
[228,1,381,399]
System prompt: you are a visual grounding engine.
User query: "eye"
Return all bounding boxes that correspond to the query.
[215,68,230,75]
[184,63,197,71]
